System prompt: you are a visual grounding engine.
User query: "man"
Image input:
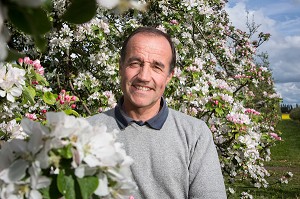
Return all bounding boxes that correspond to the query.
[88,27,227,198]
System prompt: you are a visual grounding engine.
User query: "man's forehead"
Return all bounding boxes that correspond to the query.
[128,33,169,45]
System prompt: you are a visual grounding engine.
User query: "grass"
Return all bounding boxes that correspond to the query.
[227,119,300,198]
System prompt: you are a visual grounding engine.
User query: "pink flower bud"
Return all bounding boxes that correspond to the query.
[269,132,282,141]
[33,60,41,68]
[32,80,39,85]
[71,96,77,101]
[41,109,47,114]
[37,67,44,75]
[18,58,24,65]
[24,57,31,64]
[71,104,76,109]
[64,95,71,102]
[170,19,179,25]
[60,89,66,94]
[25,113,37,120]
[60,100,65,105]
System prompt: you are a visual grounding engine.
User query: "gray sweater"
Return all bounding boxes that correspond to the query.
[87,108,227,199]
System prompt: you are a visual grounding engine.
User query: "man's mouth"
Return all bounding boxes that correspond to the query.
[135,86,151,91]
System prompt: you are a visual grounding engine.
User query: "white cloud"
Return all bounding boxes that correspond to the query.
[276,82,300,105]
[225,3,277,38]
[266,35,300,83]
[225,1,300,105]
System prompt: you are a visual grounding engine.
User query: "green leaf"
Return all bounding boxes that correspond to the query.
[23,86,36,104]
[8,5,51,35]
[62,0,97,24]
[234,133,240,140]
[7,5,51,53]
[57,144,73,159]
[215,108,224,116]
[43,92,57,105]
[34,34,48,52]
[77,176,98,199]
[40,175,62,199]
[33,69,49,86]
[64,109,80,117]
[233,144,241,149]
[0,131,6,140]
[42,0,54,12]
[5,47,25,62]
[57,171,76,199]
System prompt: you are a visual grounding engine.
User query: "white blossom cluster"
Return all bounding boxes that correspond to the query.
[0,119,26,140]
[73,72,100,90]
[0,112,136,198]
[0,63,26,102]
[241,191,254,199]
[49,23,74,54]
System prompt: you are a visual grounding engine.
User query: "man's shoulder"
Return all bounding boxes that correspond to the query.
[86,108,116,125]
[167,108,213,142]
[168,108,205,124]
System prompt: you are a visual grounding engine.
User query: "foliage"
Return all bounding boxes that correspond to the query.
[228,120,300,199]
[289,107,300,121]
[280,104,294,113]
[0,0,146,61]
[0,0,285,197]
[0,58,79,141]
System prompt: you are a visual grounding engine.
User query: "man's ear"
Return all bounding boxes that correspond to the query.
[166,70,174,84]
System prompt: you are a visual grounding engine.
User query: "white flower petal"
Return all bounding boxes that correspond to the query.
[6,93,15,102]
[97,0,119,9]
[84,154,101,167]
[94,174,109,196]
[28,127,44,155]
[0,89,5,97]
[0,159,28,183]
[75,166,85,178]
[29,190,43,199]
[35,176,51,189]
[74,165,97,178]
[9,86,22,97]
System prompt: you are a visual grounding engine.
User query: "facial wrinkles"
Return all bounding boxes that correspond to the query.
[130,41,167,65]
[125,46,168,91]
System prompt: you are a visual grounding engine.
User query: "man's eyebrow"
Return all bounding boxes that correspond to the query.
[152,60,165,68]
[126,56,165,69]
[126,56,143,64]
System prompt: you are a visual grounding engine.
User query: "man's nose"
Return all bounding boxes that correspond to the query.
[137,65,151,81]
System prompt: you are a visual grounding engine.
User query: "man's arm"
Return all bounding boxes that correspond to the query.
[188,122,227,198]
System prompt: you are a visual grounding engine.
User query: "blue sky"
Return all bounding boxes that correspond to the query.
[225,0,300,106]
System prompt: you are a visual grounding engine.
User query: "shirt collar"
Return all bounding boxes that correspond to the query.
[114,97,169,130]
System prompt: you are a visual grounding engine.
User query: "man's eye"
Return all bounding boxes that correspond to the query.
[153,65,163,71]
[130,62,141,67]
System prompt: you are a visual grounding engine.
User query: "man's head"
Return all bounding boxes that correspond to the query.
[119,27,176,116]
[120,27,176,74]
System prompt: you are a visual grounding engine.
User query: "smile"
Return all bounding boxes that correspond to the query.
[135,86,151,91]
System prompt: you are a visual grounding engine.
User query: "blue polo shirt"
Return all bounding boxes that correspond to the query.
[114,97,169,130]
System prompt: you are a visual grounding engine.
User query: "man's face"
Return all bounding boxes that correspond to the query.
[120,33,173,112]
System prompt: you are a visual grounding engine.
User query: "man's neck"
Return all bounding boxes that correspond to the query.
[122,102,161,122]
